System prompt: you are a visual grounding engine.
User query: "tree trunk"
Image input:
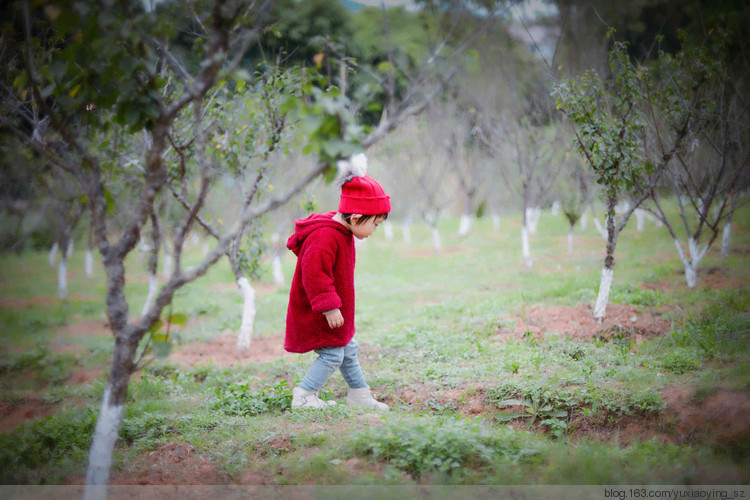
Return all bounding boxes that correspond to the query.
[140,275,159,319]
[235,277,256,350]
[271,255,284,287]
[85,247,94,277]
[430,224,442,254]
[58,253,68,300]
[551,200,560,216]
[491,213,500,231]
[458,213,472,237]
[526,207,541,235]
[401,222,411,244]
[580,211,588,231]
[635,208,645,232]
[162,252,173,280]
[48,242,59,268]
[593,203,617,322]
[85,333,138,498]
[383,220,393,240]
[593,216,607,241]
[521,224,532,268]
[721,220,731,258]
[568,226,574,257]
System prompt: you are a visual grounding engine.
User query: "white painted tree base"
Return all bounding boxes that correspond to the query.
[85,249,94,277]
[593,267,614,321]
[431,227,442,254]
[568,229,574,257]
[84,386,124,498]
[383,220,393,240]
[272,255,284,287]
[162,254,173,280]
[593,217,607,241]
[580,212,588,231]
[522,225,532,268]
[491,214,500,231]
[402,224,411,245]
[721,222,731,258]
[48,243,59,268]
[58,258,68,300]
[458,214,472,237]
[140,274,159,319]
[236,278,256,350]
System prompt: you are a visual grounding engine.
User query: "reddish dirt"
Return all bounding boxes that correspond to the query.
[501,302,672,341]
[167,330,293,368]
[641,264,744,292]
[0,399,59,433]
[104,442,230,485]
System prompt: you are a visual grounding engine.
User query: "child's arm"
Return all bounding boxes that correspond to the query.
[300,246,342,315]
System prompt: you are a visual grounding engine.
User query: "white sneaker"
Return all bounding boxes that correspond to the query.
[291,387,336,409]
[346,387,389,411]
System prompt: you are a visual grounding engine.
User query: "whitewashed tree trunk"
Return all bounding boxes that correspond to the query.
[567,227,574,257]
[48,242,59,268]
[236,277,256,349]
[402,223,412,244]
[272,255,284,286]
[593,266,614,321]
[84,385,124,500]
[58,256,68,300]
[202,241,210,257]
[593,217,608,241]
[85,248,94,277]
[431,226,442,253]
[635,209,646,232]
[672,237,708,289]
[521,225,532,268]
[721,221,731,258]
[491,213,500,231]
[383,220,393,240]
[66,240,74,259]
[551,200,560,216]
[162,253,173,280]
[526,207,541,235]
[580,211,588,231]
[458,214,472,237]
[140,274,158,319]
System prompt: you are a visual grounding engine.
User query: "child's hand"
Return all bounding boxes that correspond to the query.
[324,309,344,329]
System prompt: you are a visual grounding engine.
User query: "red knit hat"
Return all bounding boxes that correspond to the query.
[337,154,391,215]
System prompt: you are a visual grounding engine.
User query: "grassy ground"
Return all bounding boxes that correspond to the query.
[1,205,749,486]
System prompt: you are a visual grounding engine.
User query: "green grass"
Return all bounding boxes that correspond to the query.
[0,202,749,485]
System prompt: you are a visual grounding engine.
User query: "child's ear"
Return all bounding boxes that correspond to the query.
[350,214,362,225]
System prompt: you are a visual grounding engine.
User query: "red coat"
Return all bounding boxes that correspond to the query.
[284,212,356,353]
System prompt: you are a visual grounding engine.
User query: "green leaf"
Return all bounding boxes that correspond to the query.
[168,313,189,326]
[149,319,164,334]
[152,341,173,360]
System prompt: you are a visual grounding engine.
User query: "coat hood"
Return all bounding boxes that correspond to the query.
[286,212,351,256]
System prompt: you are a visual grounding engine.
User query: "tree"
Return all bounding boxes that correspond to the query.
[2,1,485,493]
[640,35,749,286]
[552,37,703,320]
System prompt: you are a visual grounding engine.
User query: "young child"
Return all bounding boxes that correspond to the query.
[284,154,390,410]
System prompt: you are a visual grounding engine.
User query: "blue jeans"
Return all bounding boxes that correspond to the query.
[300,338,368,391]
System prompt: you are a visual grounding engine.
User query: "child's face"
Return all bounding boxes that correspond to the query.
[349,215,385,240]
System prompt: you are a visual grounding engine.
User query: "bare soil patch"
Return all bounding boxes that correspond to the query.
[501,303,672,341]
[0,399,58,434]
[167,330,293,368]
